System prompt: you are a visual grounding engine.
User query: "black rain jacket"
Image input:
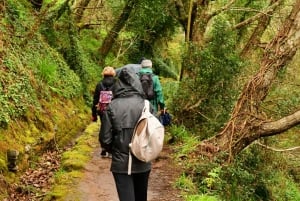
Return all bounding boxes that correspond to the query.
[99,67,151,174]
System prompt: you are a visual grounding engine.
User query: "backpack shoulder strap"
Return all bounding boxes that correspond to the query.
[100,82,105,90]
[144,100,150,112]
[100,82,113,91]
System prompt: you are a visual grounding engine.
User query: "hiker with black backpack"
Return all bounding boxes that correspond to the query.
[91,66,116,158]
[100,67,153,201]
[139,59,165,114]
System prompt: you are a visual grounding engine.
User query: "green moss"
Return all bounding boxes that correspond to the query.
[46,123,99,199]
[52,169,84,192]
[82,122,100,135]
[61,123,98,171]
[61,151,89,171]
[0,158,8,172]
[44,184,75,201]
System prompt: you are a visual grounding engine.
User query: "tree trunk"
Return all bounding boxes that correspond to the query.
[72,0,91,23]
[205,0,300,162]
[191,0,235,44]
[191,0,209,45]
[98,0,138,66]
[240,0,283,57]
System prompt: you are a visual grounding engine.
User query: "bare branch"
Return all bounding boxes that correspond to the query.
[73,6,104,10]
[233,0,284,29]
[260,110,300,137]
[183,98,204,111]
[255,141,300,152]
[210,0,236,18]
[78,22,110,30]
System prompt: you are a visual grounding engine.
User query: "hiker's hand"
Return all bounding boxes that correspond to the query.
[91,116,97,122]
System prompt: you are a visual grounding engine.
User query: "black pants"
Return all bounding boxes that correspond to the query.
[112,171,150,201]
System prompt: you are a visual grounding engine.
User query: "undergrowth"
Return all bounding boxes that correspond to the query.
[170,125,300,201]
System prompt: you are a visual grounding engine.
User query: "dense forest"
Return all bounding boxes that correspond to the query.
[0,0,300,200]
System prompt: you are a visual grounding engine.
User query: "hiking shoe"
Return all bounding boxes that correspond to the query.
[100,151,112,158]
[100,150,107,157]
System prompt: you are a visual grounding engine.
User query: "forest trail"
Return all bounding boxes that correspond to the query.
[64,128,184,201]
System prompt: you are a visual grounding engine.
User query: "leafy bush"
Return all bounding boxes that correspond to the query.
[169,125,192,143]
[170,17,243,138]
[160,79,179,108]
[175,173,198,194]
[217,145,299,201]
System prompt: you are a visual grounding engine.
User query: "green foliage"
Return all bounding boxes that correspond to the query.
[41,7,99,103]
[271,173,300,201]
[214,145,299,201]
[0,0,87,128]
[169,125,192,143]
[36,57,58,85]
[5,0,33,29]
[79,30,103,63]
[225,0,269,44]
[0,56,37,127]
[173,129,300,201]
[152,31,184,79]
[129,0,175,37]
[25,40,83,99]
[175,173,198,194]
[154,57,179,79]
[160,79,179,108]
[171,17,243,138]
[175,172,221,201]
[0,158,7,172]
[184,194,219,201]
[263,51,300,118]
[124,0,177,60]
[202,167,222,191]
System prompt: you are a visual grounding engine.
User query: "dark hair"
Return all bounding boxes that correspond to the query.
[138,57,146,64]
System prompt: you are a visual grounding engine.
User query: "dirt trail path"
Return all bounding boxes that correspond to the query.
[64,141,183,201]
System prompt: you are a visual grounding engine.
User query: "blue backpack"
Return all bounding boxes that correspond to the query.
[159,109,172,126]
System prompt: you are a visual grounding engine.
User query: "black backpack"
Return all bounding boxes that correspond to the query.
[140,73,155,100]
